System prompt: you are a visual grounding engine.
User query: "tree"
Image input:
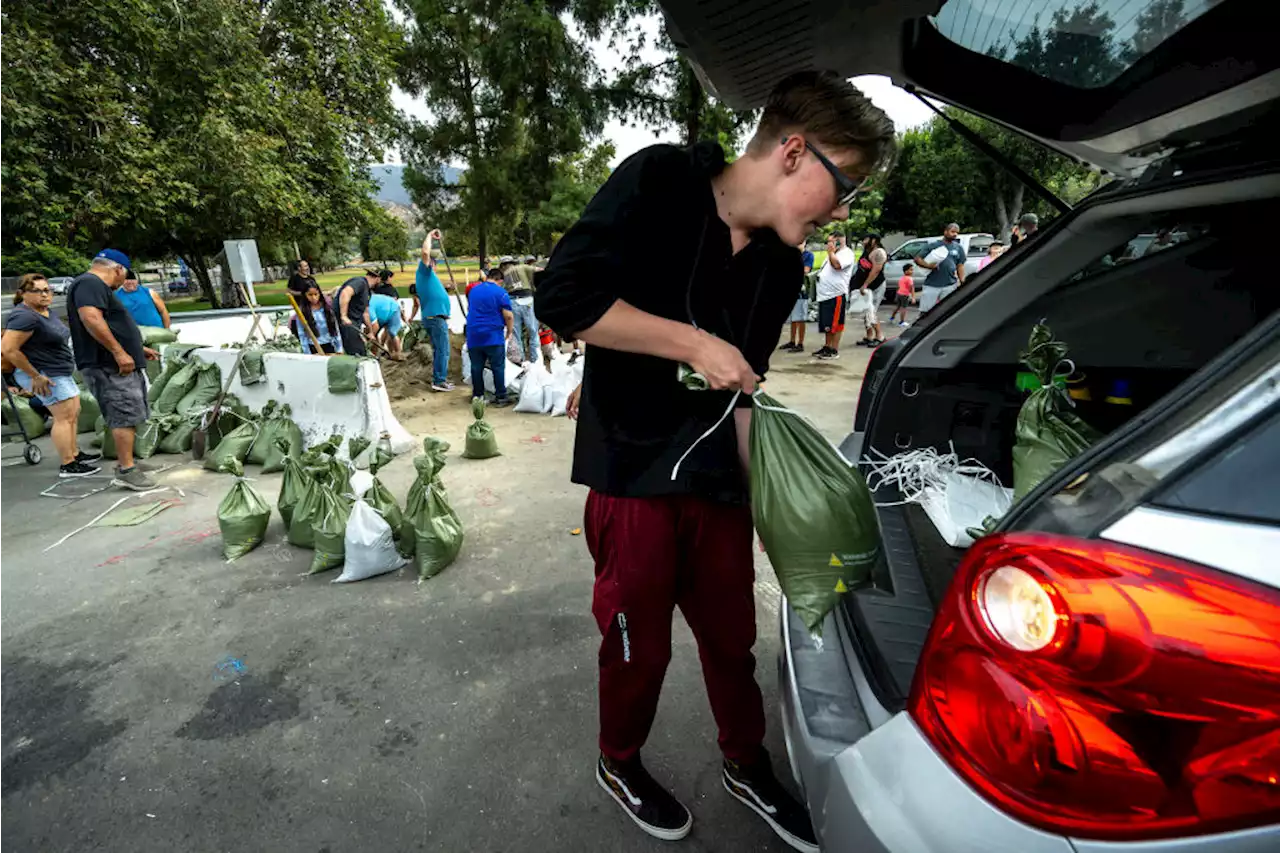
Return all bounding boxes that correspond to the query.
[992,1,1124,88]
[527,142,616,253]
[590,2,757,150]
[395,0,606,262]
[879,110,1100,239]
[1,0,401,305]
[360,207,411,268]
[1122,0,1188,64]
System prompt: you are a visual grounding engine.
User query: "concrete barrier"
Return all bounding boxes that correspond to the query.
[170,296,468,349]
[181,348,415,457]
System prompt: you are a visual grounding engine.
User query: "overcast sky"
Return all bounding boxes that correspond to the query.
[386,13,936,167]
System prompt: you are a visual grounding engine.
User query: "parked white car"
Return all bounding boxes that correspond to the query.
[47,276,74,295]
[883,233,995,290]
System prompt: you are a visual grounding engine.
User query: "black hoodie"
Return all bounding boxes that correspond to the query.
[535,141,800,504]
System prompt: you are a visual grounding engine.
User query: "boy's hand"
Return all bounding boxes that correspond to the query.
[690,330,757,394]
[566,383,582,420]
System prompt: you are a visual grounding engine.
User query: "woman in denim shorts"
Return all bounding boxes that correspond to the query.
[1,274,100,477]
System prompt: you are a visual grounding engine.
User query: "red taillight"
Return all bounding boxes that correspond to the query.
[909,532,1280,840]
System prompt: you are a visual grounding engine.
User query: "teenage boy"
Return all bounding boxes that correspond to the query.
[813,232,855,359]
[535,70,894,852]
[890,262,917,326]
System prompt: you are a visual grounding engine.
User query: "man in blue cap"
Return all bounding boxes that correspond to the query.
[67,249,160,491]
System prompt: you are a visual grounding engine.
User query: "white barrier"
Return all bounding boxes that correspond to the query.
[183,348,415,456]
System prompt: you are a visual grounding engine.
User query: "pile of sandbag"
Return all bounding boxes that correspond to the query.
[399,437,464,580]
[512,359,583,416]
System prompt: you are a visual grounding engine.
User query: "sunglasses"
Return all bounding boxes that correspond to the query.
[788,138,867,207]
[29,287,52,294]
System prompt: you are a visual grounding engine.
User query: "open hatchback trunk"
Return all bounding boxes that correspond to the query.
[656,0,1280,706]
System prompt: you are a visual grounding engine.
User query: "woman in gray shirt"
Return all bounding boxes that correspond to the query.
[1,274,101,476]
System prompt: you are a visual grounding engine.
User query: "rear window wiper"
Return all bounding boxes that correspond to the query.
[908,89,1072,216]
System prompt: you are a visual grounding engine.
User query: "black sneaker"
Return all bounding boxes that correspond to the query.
[59,460,101,479]
[75,450,103,464]
[491,395,514,408]
[723,755,819,853]
[777,342,797,352]
[596,755,692,841]
[791,344,804,353]
[811,346,830,358]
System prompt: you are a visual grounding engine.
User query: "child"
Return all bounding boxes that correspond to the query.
[890,263,917,327]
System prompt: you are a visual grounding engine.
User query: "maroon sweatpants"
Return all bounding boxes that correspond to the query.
[584,489,766,764]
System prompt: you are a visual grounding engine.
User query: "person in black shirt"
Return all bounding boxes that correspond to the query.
[67,249,160,491]
[372,268,399,299]
[535,70,894,851]
[286,259,318,297]
[332,269,379,356]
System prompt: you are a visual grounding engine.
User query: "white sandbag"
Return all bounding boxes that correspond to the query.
[920,470,1013,548]
[333,499,406,583]
[514,362,552,414]
[460,345,471,386]
[547,369,579,417]
[349,468,375,500]
[924,244,950,266]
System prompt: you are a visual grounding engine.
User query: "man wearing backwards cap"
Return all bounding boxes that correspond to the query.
[67,249,160,491]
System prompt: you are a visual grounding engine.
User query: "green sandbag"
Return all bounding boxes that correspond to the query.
[462,398,499,459]
[148,358,182,405]
[204,421,259,473]
[139,325,178,346]
[165,343,204,363]
[422,436,450,473]
[239,348,266,386]
[300,434,342,467]
[314,457,350,494]
[133,416,170,459]
[287,474,323,548]
[204,396,253,451]
[398,454,438,559]
[308,488,352,574]
[364,477,404,541]
[369,444,394,474]
[412,480,464,579]
[155,361,198,414]
[248,403,301,466]
[403,323,422,352]
[76,385,101,434]
[348,436,371,464]
[155,414,196,454]
[217,462,271,561]
[1012,324,1104,500]
[278,454,310,530]
[95,415,118,459]
[327,355,361,393]
[749,391,888,636]
[3,393,47,439]
[176,361,222,416]
[261,424,303,474]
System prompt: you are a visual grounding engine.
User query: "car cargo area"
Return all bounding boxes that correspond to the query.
[845,186,1280,713]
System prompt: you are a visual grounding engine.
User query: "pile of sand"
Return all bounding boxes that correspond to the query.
[380,331,469,401]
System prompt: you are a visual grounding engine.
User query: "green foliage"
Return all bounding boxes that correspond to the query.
[1,0,401,305]
[360,207,411,265]
[0,243,91,277]
[527,142,616,254]
[592,2,756,150]
[396,0,606,261]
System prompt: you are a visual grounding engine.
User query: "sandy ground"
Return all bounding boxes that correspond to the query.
[1,317,891,853]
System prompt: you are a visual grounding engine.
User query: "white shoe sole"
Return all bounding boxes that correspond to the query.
[596,766,692,842]
[722,773,819,853]
[59,468,100,479]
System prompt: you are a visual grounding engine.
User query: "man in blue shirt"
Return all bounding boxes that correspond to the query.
[408,228,454,391]
[465,268,515,406]
[913,222,967,313]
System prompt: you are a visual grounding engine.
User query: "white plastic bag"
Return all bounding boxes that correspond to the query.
[547,369,578,417]
[333,499,406,583]
[924,244,950,266]
[863,445,1013,548]
[920,470,1012,547]
[514,362,552,413]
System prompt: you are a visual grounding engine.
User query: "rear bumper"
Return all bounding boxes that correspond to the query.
[779,599,1074,853]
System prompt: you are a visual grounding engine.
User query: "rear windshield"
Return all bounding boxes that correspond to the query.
[932,0,1218,89]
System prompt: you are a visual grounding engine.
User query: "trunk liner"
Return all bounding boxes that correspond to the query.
[839,485,963,712]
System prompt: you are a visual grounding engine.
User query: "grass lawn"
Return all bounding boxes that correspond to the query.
[166,260,484,313]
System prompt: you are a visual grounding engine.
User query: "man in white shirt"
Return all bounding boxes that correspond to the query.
[814,233,855,359]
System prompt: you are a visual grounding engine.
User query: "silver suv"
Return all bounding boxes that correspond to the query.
[882,233,993,291]
[660,0,1280,850]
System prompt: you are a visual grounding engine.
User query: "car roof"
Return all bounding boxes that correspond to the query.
[656,0,1278,178]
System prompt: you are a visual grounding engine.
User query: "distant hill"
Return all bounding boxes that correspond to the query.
[370,164,461,206]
